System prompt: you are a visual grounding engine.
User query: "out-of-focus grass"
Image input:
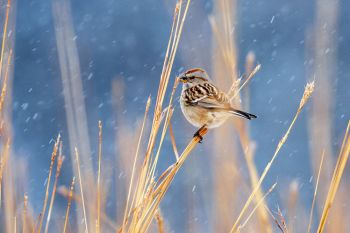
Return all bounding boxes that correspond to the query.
[1,0,349,233]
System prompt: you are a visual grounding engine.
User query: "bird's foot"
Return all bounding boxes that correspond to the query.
[193,126,208,143]
[193,131,203,143]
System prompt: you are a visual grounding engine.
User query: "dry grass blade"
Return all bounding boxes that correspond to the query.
[122,96,151,230]
[153,0,182,122]
[63,177,75,233]
[0,0,11,77]
[276,207,289,233]
[44,147,64,233]
[126,4,185,226]
[14,216,17,233]
[229,82,315,233]
[0,49,12,115]
[229,64,261,101]
[265,206,288,233]
[23,194,28,233]
[0,138,11,206]
[155,210,165,233]
[32,214,41,233]
[0,52,12,212]
[75,148,89,233]
[37,134,60,233]
[57,186,118,231]
[137,128,208,232]
[307,150,325,233]
[97,121,102,233]
[237,182,277,232]
[0,43,12,228]
[211,1,268,231]
[149,78,179,183]
[52,2,95,231]
[317,120,350,233]
[121,1,191,232]
[169,123,180,161]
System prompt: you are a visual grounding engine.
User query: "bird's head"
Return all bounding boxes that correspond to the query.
[178,68,209,88]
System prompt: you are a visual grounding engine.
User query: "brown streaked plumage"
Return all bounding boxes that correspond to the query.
[178,68,257,131]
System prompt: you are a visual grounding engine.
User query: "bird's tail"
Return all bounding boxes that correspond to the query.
[228,108,257,120]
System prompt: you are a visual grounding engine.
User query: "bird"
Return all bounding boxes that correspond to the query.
[178,68,257,142]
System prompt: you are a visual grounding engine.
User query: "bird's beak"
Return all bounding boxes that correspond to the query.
[179,76,188,83]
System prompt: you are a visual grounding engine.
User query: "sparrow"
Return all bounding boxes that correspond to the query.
[178,68,257,141]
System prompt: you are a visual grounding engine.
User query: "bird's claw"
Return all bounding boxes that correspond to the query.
[193,131,203,143]
[193,126,208,143]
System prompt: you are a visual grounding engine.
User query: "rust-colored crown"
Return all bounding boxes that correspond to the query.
[185,68,205,75]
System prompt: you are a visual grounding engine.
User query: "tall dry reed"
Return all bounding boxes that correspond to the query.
[1,0,349,233]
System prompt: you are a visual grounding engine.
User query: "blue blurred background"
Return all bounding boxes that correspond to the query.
[9,0,350,232]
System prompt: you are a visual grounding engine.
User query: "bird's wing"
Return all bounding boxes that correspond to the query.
[190,95,208,103]
[183,83,257,120]
[186,83,231,109]
[195,95,228,109]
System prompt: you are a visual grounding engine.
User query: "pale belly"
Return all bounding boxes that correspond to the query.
[180,101,229,128]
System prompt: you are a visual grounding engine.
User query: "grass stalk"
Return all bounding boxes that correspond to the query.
[229,64,261,101]
[0,137,11,207]
[169,123,180,161]
[0,49,12,115]
[0,0,11,78]
[97,121,102,233]
[44,147,64,233]
[37,134,61,233]
[237,182,277,232]
[58,185,118,231]
[32,214,41,233]
[148,78,179,186]
[307,150,325,233]
[277,208,289,233]
[155,210,165,233]
[122,97,151,230]
[23,194,28,233]
[266,206,289,233]
[52,2,95,231]
[317,120,350,233]
[229,82,315,233]
[75,148,89,233]
[123,1,191,232]
[63,177,75,233]
[137,127,208,232]
[14,216,17,233]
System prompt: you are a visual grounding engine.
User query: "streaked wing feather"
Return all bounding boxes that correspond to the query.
[190,95,208,103]
[184,82,231,109]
